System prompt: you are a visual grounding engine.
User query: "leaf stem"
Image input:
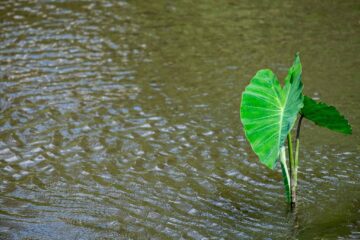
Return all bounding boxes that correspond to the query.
[292,114,304,207]
[294,139,300,186]
[295,114,304,170]
[287,133,294,181]
[287,133,294,205]
[280,146,291,203]
[296,114,304,140]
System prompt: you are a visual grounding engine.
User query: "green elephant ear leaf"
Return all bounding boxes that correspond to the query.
[301,96,352,135]
[240,54,304,169]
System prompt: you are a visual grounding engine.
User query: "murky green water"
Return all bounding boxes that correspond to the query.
[0,0,359,239]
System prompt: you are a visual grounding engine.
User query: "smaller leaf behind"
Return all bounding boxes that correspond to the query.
[301,96,352,135]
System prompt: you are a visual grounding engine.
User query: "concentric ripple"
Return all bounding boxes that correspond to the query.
[0,0,359,239]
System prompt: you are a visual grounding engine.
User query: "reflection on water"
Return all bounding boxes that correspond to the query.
[0,0,359,239]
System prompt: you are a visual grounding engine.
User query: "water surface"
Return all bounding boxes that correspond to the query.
[0,0,359,239]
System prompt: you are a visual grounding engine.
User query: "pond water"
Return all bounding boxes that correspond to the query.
[0,0,359,239]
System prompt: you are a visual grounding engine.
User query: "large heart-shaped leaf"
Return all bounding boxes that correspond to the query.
[240,55,303,169]
[301,96,352,135]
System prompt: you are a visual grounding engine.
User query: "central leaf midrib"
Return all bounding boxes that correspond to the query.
[277,83,291,150]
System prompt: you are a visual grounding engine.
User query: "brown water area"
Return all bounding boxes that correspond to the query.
[0,0,359,239]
